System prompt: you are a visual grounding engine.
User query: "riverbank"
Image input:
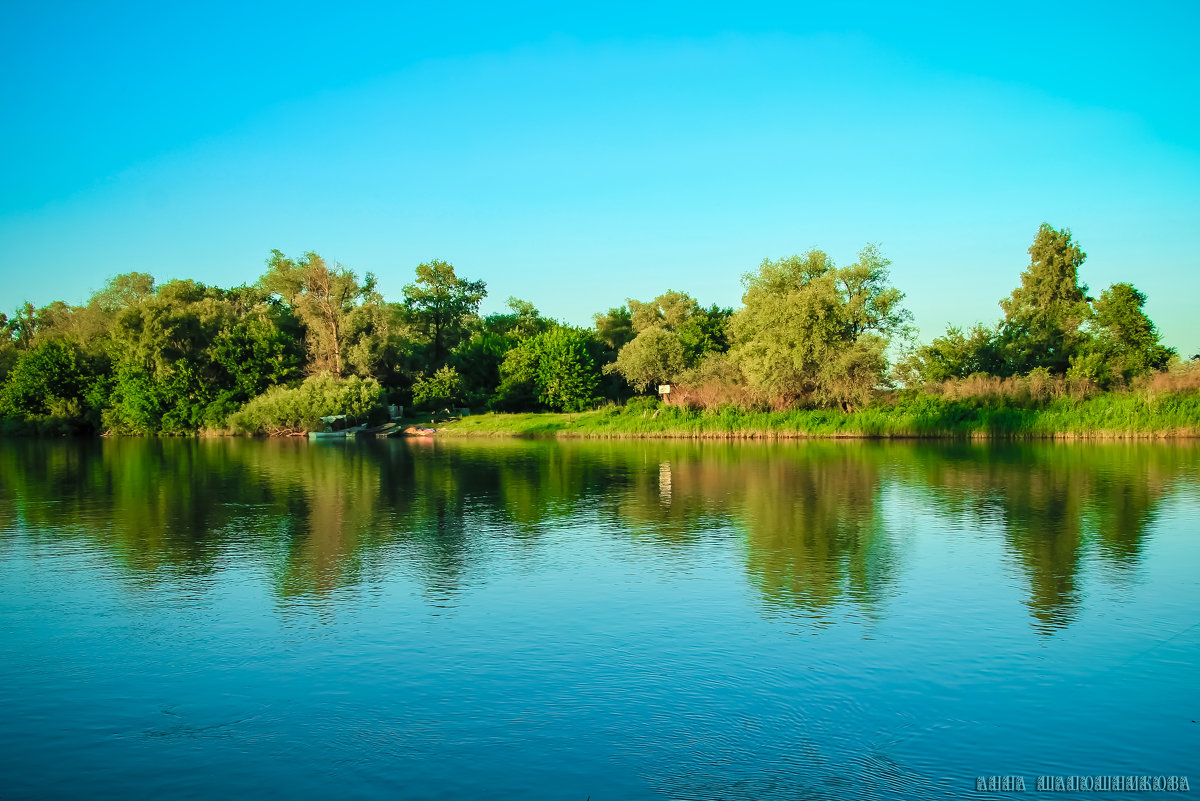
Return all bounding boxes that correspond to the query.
[5,390,1198,440]
[436,392,1200,439]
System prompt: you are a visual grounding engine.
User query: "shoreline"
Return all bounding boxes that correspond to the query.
[7,390,1199,441]
[435,426,1200,441]
[433,401,1200,441]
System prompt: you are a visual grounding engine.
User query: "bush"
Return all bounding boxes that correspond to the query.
[227,373,384,435]
[623,396,661,414]
[412,366,466,410]
[494,326,602,412]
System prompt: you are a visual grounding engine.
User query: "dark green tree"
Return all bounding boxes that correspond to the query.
[999,224,1090,375]
[496,325,602,412]
[0,339,93,422]
[402,259,487,366]
[904,324,1005,383]
[593,306,635,352]
[1072,282,1174,384]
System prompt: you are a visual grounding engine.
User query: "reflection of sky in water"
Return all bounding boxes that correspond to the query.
[0,438,1197,799]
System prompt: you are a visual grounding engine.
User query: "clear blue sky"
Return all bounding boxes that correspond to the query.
[2,1,1198,352]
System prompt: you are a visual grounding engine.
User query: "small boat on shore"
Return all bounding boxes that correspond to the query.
[307,415,367,440]
[404,426,438,437]
[307,425,366,440]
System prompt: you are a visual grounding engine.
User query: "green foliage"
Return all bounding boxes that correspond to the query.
[902,324,1005,383]
[912,228,1175,391]
[603,290,731,394]
[260,250,377,377]
[448,298,553,408]
[0,314,18,383]
[412,366,467,410]
[402,259,487,366]
[605,326,686,392]
[497,325,602,412]
[483,297,550,341]
[0,339,98,432]
[728,245,910,408]
[450,331,515,407]
[341,297,412,385]
[102,279,226,432]
[103,279,306,433]
[530,326,602,412]
[0,228,1187,437]
[209,302,305,395]
[677,303,733,365]
[228,374,384,435]
[1085,282,1174,381]
[91,272,156,314]
[593,306,634,351]
[628,290,698,333]
[999,223,1090,374]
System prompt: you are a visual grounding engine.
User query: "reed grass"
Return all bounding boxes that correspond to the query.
[440,390,1200,439]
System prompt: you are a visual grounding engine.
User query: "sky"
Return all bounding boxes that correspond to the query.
[2,0,1198,352]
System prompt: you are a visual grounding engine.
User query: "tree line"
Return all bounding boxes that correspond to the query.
[0,224,1183,434]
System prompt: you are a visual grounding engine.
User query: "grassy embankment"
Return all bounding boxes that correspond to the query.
[434,391,1200,439]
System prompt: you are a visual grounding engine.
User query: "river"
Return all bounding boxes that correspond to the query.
[1,438,1196,799]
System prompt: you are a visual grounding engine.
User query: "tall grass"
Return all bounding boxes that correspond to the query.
[441,388,1200,439]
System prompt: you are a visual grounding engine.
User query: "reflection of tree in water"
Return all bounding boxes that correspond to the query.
[0,438,898,621]
[0,439,417,602]
[568,441,896,620]
[737,445,893,621]
[0,438,264,580]
[0,438,668,607]
[601,441,743,545]
[898,442,1189,633]
[1,438,1189,628]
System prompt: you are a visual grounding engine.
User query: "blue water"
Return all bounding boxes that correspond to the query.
[0,438,1196,799]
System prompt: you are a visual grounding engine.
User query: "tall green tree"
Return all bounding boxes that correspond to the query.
[1073,282,1174,384]
[728,245,910,409]
[260,250,376,377]
[402,259,487,366]
[999,224,1090,374]
[593,306,635,352]
[605,290,732,391]
[605,326,686,392]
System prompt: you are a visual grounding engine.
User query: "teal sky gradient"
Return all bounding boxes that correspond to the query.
[2,1,1198,352]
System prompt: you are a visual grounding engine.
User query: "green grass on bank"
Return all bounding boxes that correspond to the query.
[439,391,1200,439]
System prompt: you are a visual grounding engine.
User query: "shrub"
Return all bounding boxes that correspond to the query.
[227,373,384,435]
[412,366,466,410]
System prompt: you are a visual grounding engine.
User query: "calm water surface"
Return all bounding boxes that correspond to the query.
[0,438,1197,799]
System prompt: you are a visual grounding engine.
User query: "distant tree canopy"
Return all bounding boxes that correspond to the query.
[729,245,911,409]
[904,224,1175,388]
[1088,282,1173,379]
[260,250,376,377]
[0,230,1183,435]
[403,259,487,366]
[606,290,732,392]
[999,223,1091,375]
